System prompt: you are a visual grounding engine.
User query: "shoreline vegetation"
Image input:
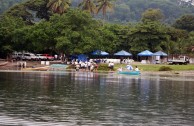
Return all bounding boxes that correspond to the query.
[0,60,194,76]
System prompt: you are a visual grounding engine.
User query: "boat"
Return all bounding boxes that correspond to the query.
[0,62,8,66]
[118,71,140,75]
[49,64,68,71]
[22,66,50,71]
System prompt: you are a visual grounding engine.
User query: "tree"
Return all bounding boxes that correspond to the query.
[96,23,119,53]
[27,9,101,61]
[78,0,96,15]
[0,16,25,59]
[4,0,49,24]
[129,21,168,53]
[96,0,115,20]
[161,27,189,54]
[47,0,71,14]
[173,14,194,32]
[186,32,194,54]
[141,8,164,22]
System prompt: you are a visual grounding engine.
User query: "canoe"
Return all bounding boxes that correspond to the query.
[0,62,8,66]
[22,66,49,71]
[118,71,140,75]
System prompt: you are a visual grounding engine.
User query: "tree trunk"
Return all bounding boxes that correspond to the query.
[61,52,65,63]
[6,53,12,62]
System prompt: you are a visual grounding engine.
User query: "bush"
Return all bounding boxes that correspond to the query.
[66,64,75,69]
[98,63,113,71]
[159,66,173,71]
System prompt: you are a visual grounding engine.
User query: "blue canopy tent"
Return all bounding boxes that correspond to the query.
[114,50,132,56]
[137,50,153,64]
[153,51,168,64]
[138,50,153,56]
[70,54,88,62]
[77,54,88,62]
[153,51,167,56]
[91,50,109,56]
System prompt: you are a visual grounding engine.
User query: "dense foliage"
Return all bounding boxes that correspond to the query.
[0,0,194,60]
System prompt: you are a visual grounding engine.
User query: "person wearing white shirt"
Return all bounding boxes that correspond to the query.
[135,66,139,71]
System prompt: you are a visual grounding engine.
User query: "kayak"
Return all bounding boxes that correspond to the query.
[118,71,140,75]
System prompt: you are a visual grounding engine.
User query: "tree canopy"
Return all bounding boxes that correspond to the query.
[0,0,194,59]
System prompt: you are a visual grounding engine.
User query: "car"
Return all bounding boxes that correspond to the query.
[36,54,47,61]
[22,53,38,61]
[42,54,54,61]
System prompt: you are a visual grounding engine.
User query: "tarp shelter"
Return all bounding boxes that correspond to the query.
[91,50,109,56]
[126,65,133,70]
[77,54,88,62]
[153,51,167,56]
[153,51,168,64]
[138,50,153,64]
[138,50,153,56]
[70,54,88,62]
[114,50,132,56]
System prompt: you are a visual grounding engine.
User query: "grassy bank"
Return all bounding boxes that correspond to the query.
[1,61,194,72]
[117,64,194,71]
[114,63,194,71]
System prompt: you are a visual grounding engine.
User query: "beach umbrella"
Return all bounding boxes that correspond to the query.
[126,65,133,70]
[137,50,153,56]
[114,50,132,56]
[153,51,167,56]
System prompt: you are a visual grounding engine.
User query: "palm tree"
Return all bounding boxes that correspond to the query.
[47,0,71,14]
[78,0,96,15]
[96,0,115,20]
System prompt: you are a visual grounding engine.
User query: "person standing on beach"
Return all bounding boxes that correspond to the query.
[109,62,114,71]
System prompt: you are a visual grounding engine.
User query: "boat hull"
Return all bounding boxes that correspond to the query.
[0,62,8,66]
[118,71,140,75]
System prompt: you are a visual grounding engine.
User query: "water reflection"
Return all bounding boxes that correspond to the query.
[0,71,194,125]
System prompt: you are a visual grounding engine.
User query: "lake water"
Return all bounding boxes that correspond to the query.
[0,71,194,126]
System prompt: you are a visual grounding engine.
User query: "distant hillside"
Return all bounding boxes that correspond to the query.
[72,0,194,24]
[1,0,194,24]
[0,0,28,14]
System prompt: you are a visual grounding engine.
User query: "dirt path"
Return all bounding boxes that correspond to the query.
[0,61,45,70]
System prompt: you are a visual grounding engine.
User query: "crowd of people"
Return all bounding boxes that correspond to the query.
[71,58,139,72]
[73,60,98,72]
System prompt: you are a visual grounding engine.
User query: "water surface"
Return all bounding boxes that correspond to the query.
[0,71,194,126]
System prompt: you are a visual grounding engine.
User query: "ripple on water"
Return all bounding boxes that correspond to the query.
[1,72,194,125]
[0,115,79,126]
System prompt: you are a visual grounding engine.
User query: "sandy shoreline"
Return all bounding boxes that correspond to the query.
[1,61,194,76]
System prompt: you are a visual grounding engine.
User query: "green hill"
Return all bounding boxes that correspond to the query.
[1,0,194,24]
[0,0,28,14]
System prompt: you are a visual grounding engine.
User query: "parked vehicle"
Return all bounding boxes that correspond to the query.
[36,54,47,61]
[12,52,23,60]
[42,54,54,61]
[22,53,38,61]
[168,56,190,65]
